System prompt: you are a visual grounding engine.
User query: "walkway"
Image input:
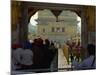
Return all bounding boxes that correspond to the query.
[58,48,71,71]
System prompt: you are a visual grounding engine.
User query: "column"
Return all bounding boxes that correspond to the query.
[19,2,28,43]
[81,11,88,60]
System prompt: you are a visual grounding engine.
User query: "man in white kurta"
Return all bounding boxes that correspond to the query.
[12,48,33,69]
[12,48,23,70]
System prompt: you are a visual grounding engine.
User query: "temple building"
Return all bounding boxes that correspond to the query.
[34,10,80,43]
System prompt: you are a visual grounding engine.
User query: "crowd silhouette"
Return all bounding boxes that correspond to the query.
[11,37,96,72]
[12,37,58,72]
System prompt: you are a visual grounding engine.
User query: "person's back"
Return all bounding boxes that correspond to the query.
[32,38,45,69]
[33,44,44,66]
[79,55,95,69]
[22,41,33,50]
[20,49,33,66]
[12,48,23,70]
[43,39,56,69]
[72,44,96,70]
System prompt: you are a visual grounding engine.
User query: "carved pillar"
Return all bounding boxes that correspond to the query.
[81,10,88,60]
[19,2,28,43]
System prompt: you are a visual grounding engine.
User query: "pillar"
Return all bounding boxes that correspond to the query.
[19,2,28,43]
[81,10,88,60]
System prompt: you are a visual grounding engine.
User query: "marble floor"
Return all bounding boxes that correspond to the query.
[58,48,71,71]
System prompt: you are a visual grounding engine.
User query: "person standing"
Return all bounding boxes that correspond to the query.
[62,42,70,64]
[12,44,23,70]
[20,49,33,69]
[72,44,96,70]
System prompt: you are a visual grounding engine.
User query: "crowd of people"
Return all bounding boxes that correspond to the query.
[72,44,96,70]
[62,40,82,65]
[11,38,96,72]
[11,38,58,72]
[62,40,96,70]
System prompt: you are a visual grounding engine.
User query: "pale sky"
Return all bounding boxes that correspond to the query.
[77,16,81,28]
[30,12,38,26]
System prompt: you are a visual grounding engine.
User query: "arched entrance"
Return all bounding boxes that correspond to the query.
[28,9,82,70]
[18,1,88,59]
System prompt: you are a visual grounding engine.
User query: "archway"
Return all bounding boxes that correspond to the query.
[19,2,87,71]
[28,9,82,70]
